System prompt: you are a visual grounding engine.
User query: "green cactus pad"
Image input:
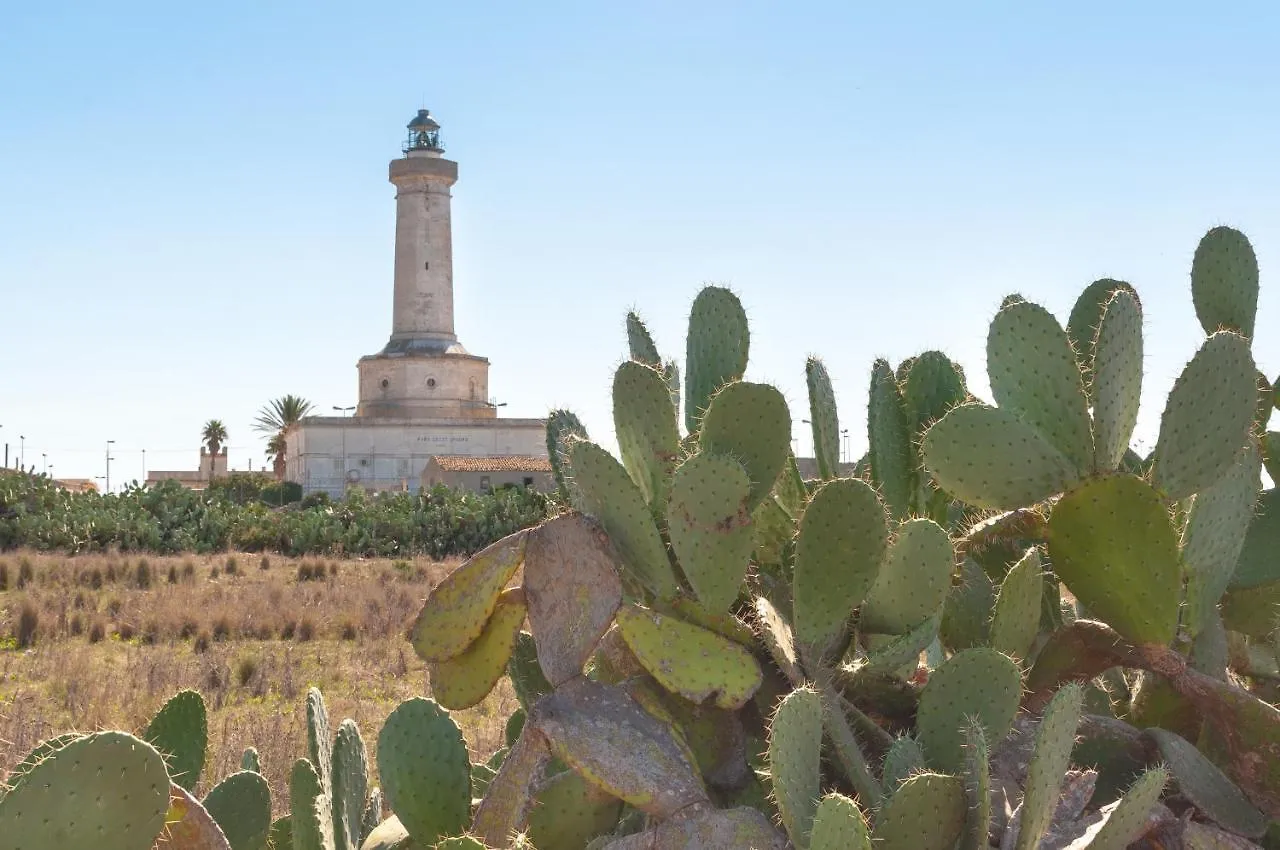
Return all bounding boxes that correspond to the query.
[808,794,871,850]
[269,816,294,850]
[429,587,528,710]
[524,512,624,686]
[917,648,1022,774]
[806,356,841,480]
[667,452,754,613]
[307,687,334,798]
[793,477,889,649]
[872,772,966,850]
[664,593,756,645]
[626,310,662,365]
[684,285,750,434]
[751,494,794,569]
[881,734,926,794]
[1182,439,1262,635]
[921,402,1078,510]
[698,380,792,510]
[987,298,1094,474]
[1229,487,1280,590]
[410,528,526,662]
[546,409,589,503]
[1066,278,1139,386]
[357,815,412,850]
[1192,225,1259,340]
[941,558,996,650]
[961,719,990,850]
[202,770,272,850]
[600,805,787,849]
[531,677,708,819]
[1,731,83,796]
[567,439,678,600]
[767,687,823,847]
[331,719,370,850]
[362,788,383,843]
[613,360,681,509]
[240,746,261,774]
[0,731,170,850]
[859,612,939,674]
[615,603,762,709]
[434,838,486,850]
[1221,579,1280,638]
[753,595,803,685]
[1073,767,1169,850]
[144,687,208,792]
[902,350,968,437]
[1151,330,1258,502]
[1047,474,1181,646]
[776,452,809,518]
[989,547,1045,661]
[1015,683,1084,850]
[289,758,336,850]
[868,358,915,520]
[157,782,234,850]
[376,698,471,846]
[860,518,954,636]
[1142,728,1267,839]
[1091,288,1144,472]
[508,632,553,710]
[1264,432,1280,483]
[527,769,624,850]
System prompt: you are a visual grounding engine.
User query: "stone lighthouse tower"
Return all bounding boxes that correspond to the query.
[356,109,493,419]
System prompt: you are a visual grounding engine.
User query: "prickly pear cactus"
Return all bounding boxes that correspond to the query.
[144,687,208,792]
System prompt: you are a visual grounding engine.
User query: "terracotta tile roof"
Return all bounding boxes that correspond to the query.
[431,455,552,473]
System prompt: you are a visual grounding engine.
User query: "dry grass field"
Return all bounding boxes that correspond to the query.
[0,549,516,815]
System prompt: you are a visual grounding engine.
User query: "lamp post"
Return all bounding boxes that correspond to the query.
[105,439,115,494]
[19,435,25,469]
[333,406,355,496]
[141,449,146,485]
[42,453,47,475]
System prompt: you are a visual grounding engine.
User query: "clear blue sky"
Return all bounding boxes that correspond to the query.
[3,2,1279,487]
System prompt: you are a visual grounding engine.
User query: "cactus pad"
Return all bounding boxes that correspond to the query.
[547,409,588,502]
[767,687,824,847]
[429,587,528,710]
[508,632,553,709]
[290,758,335,850]
[470,726,552,848]
[1071,767,1169,850]
[376,698,471,846]
[667,452,755,613]
[331,719,370,850]
[144,687,208,792]
[684,285,750,434]
[1066,278,1139,384]
[411,529,526,662]
[902,350,968,437]
[202,770,272,850]
[1015,683,1084,850]
[1047,474,1181,646]
[941,558,996,650]
[531,677,708,818]
[698,381,792,509]
[860,517,954,636]
[1091,288,1144,472]
[1182,439,1262,635]
[987,298,1094,473]
[307,687,334,797]
[615,603,762,709]
[806,356,841,480]
[753,596,803,685]
[626,310,662,365]
[859,612,938,674]
[567,439,677,599]
[601,804,787,849]
[922,402,1077,510]
[357,815,412,850]
[1228,487,1280,590]
[793,477,889,649]
[881,734,927,793]
[917,648,1022,774]
[0,731,170,850]
[989,547,1045,661]
[872,772,966,850]
[1192,225,1259,340]
[527,769,624,850]
[1142,728,1267,839]
[613,360,681,509]
[362,787,383,843]
[1151,330,1257,502]
[240,746,261,774]
[808,794,871,850]
[868,358,915,519]
[524,512,624,686]
[961,719,990,850]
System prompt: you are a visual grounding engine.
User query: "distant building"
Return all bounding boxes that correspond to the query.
[285,109,547,498]
[422,455,553,494]
[52,478,98,493]
[147,446,270,491]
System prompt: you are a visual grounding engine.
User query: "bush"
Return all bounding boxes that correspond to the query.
[88,620,105,643]
[0,561,9,591]
[211,616,231,642]
[17,558,33,589]
[193,630,210,653]
[166,564,178,584]
[339,619,357,641]
[224,556,238,576]
[259,555,271,571]
[68,613,83,636]
[297,617,315,642]
[280,619,297,640]
[236,656,258,686]
[15,599,38,647]
[116,621,135,641]
[135,560,153,590]
[181,560,196,582]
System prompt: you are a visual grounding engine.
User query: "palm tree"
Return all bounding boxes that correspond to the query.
[202,419,228,456]
[255,395,314,480]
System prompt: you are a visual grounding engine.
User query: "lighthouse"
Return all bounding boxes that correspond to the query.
[357,109,492,419]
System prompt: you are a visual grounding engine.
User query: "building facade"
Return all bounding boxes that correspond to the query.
[286,109,547,497]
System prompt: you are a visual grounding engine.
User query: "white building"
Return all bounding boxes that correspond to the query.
[286,109,547,497]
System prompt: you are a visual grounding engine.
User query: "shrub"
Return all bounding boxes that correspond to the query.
[328,561,338,577]
[279,619,297,640]
[193,631,210,653]
[235,656,258,687]
[181,560,196,582]
[259,555,271,571]
[68,613,84,636]
[297,563,315,582]
[339,619,357,641]
[0,561,9,591]
[140,621,159,645]
[87,620,104,643]
[297,617,315,642]
[166,564,178,584]
[116,621,136,641]
[17,558,33,589]
[211,616,231,642]
[178,618,199,639]
[105,597,123,618]
[104,563,117,583]
[224,556,238,576]
[88,568,103,590]
[135,560,153,590]
[15,600,38,647]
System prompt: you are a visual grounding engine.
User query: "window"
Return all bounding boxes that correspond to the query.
[427,377,437,388]
[380,378,389,389]
[523,477,534,488]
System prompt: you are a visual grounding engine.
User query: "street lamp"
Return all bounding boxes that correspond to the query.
[333,406,355,496]
[105,440,115,494]
[141,448,146,484]
[42,453,47,475]
[19,435,24,469]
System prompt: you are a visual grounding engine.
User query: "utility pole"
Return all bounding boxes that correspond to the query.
[19,435,24,469]
[141,448,146,485]
[105,439,115,494]
[42,453,47,475]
